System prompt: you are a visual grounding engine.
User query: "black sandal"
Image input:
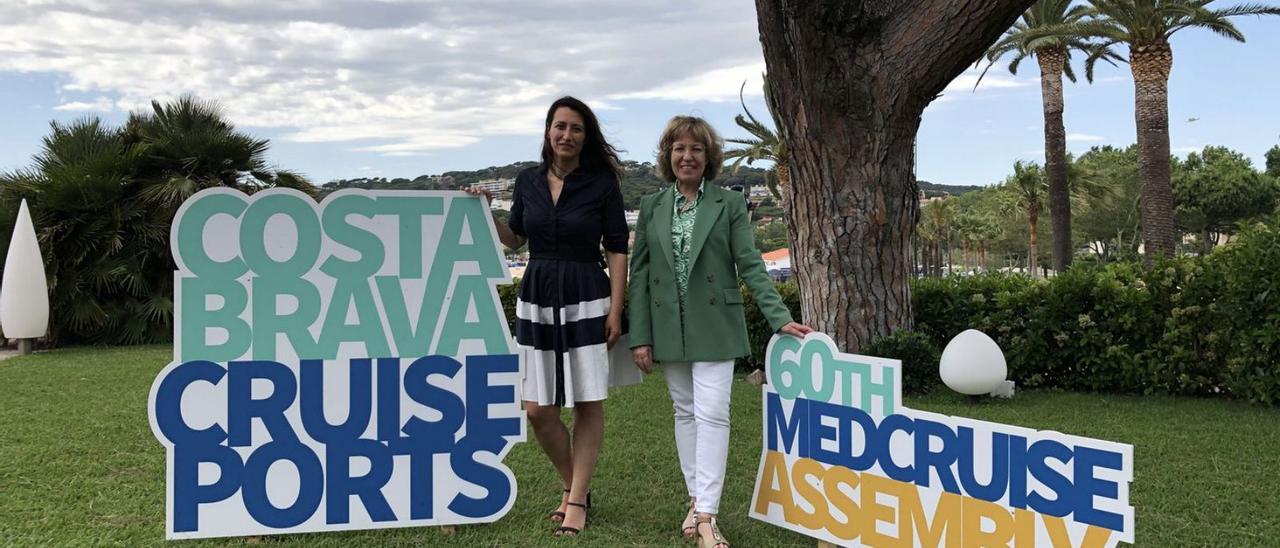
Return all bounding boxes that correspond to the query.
[554,501,589,537]
[550,490,591,523]
[549,489,570,523]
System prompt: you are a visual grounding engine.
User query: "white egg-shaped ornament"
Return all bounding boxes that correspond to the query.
[939,329,1007,395]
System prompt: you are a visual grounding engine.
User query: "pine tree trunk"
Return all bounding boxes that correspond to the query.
[757,0,1033,350]
[1131,42,1177,258]
[1038,47,1073,272]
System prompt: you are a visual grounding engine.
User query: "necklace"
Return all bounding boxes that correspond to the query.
[549,163,575,180]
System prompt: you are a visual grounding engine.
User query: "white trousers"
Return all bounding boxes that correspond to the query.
[662,359,735,514]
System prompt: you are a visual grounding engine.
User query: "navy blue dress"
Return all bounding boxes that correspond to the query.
[508,165,632,407]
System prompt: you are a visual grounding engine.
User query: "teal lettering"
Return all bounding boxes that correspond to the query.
[176,192,248,279]
[241,194,321,278]
[317,278,391,359]
[768,336,804,400]
[252,276,321,359]
[435,197,504,278]
[377,197,443,279]
[436,275,508,356]
[320,194,385,279]
[179,276,250,362]
[377,276,446,357]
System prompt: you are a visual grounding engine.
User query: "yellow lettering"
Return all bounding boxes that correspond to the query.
[1013,508,1037,547]
[791,458,829,530]
[901,488,962,548]
[752,451,796,518]
[1080,525,1116,548]
[860,473,906,546]
[1042,514,1116,548]
[822,466,862,541]
[962,497,1015,548]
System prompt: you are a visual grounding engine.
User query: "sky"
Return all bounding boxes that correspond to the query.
[2,1,1278,188]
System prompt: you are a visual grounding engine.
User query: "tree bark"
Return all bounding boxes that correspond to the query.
[1037,47,1073,272]
[757,0,1034,350]
[1131,42,1177,258]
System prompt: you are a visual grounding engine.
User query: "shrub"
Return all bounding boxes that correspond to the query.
[498,281,519,333]
[864,330,941,395]
[1209,218,1280,405]
[741,280,801,368]
[496,218,1280,406]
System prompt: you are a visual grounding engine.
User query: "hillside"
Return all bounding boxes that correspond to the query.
[321,161,771,210]
[321,164,977,209]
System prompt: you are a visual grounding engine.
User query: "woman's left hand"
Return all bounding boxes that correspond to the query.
[605,312,623,350]
[778,322,814,338]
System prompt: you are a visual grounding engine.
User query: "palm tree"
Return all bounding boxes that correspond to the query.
[918,198,954,277]
[1002,161,1049,277]
[953,209,1004,273]
[0,118,166,344]
[726,78,788,204]
[0,96,312,346]
[979,0,1121,272]
[1073,0,1280,257]
[126,95,314,208]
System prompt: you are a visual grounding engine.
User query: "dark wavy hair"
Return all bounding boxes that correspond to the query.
[540,96,622,180]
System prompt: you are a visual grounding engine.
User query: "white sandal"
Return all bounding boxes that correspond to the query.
[696,513,729,548]
[681,498,697,539]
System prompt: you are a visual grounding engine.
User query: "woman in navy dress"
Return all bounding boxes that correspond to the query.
[465,96,633,537]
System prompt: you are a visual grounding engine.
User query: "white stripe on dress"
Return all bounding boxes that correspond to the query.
[520,344,608,407]
[516,296,610,325]
[517,335,642,408]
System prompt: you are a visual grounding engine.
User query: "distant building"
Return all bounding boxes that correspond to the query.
[749,185,771,205]
[763,248,792,281]
[471,178,514,194]
[919,190,945,208]
[490,198,514,211]
[624,210,640,225]
[763,248,791,270]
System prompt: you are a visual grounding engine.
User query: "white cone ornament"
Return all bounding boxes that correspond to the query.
[939,329,1007,395]
[0,200,50,338]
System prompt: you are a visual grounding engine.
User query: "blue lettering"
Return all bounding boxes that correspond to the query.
[228,360,300,447]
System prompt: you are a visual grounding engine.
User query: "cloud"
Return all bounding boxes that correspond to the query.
[1066,133,1106,142]
[946,67,1034,93]
[926,67,1034,108]
[613,63,766,103]
[52,96,116,111]
[0,1,762,155]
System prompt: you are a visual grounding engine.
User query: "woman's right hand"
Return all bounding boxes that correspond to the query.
[462,186,493,205]
[632,345,653,374]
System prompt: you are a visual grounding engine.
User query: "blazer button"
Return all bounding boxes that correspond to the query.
[655,277,661,284]
[710,297,717,305]
[706,274,715,282]
[655,300,662,308]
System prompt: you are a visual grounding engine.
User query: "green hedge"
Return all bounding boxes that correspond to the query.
[911,219,1280,405]
[497,219,1280,405]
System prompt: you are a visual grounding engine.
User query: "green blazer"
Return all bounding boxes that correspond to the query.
[628,184,793,362]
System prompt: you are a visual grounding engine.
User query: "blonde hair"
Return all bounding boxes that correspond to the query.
[655,116,724,182]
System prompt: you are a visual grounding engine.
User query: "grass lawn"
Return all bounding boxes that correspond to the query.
[2,345,1278,546]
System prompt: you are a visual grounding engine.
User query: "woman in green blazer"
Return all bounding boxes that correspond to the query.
[629,116,812,548]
